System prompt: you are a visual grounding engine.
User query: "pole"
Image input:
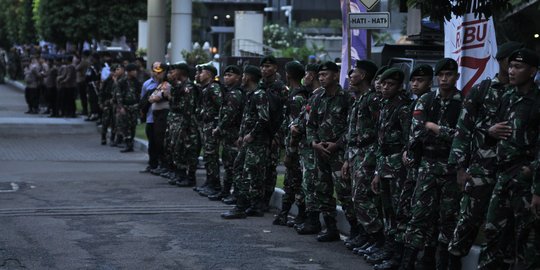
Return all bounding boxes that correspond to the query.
[146,0,166,69]
[171,0,192,63]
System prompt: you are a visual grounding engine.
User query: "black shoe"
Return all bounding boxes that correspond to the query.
[345,235,369,250]
[208,192,228,201]
[373,259,398,270]
[245,203,265,217]
[272,210,289,226]
[120,148,134,153]
[317,229,340,242]
[150,167,166,175]
[222,195,237,205]
[176,179,195,187]
[366,249,391,264]
[167,178,178,185]
[101,139,106,145]
[354,242,382,256]
[296,212,321,235]
[221,207,247,219]
[139,166,154,173]
[198,187,220,197]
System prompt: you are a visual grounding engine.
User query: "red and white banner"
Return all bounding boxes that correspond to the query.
[444,1,498,96]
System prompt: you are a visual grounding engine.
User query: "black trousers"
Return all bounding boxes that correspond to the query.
[59,87,76,117]
[24,87,39,111]
[46,87,58,116]
[145,123,158,168]
[152,109,169,168]
[87,83,100,115]
[77,81,88,114]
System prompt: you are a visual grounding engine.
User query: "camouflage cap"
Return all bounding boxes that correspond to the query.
[260,55,277,66]
[318,61,339,73]
[434,58,458,75]
[508,48,539,68]
[355,60,378,78]
[496,41,524,60]
[410,64,433,79]
[223,65,241,75]
[379,67,405,84]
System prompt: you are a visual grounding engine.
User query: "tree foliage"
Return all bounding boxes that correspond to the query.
[0,0,37,47]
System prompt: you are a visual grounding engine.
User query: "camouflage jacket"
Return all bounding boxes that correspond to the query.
[410,88,462,175]
[200,82,222,126]
[448,77,507,180]
[375,93,411,178]
[345,89,381,165]
[115,77,141,107]
[217,84,244,133]
[306,85,351,148]
[99,76,116,106]
[239,86,270,142]
[169,80,198,126]
[284,86,309,148]
[291,87,324,150]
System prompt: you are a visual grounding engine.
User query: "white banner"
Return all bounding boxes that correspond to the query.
[444,2,498,95]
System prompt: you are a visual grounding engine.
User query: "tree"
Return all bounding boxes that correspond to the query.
[0,0,37,47]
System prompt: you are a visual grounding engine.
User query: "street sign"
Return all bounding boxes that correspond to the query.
[349,12,390,29]
[359,0,380,10]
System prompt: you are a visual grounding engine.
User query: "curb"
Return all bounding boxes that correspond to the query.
[5,78,25,92]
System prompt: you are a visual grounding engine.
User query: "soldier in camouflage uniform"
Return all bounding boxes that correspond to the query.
[479,49,540,270]
[306,61,354,242]
[401,58,463,270]
[292,64,323,233]
[209,65,244,201]
[115,63,141,153]
[447,42,523,264]
[166,63,200,187]
[373,65,389,93]
[99,64,122,146]
[221,65,269,219]
[196,65,223,196]
[273,61,309,226]
[364,68,410,267]
[340,61,383,251]
[259,55,288,211]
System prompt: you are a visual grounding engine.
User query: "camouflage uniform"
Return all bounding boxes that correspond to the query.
[347,89,383,234]
[306,86,355,224]
[99,76,116,142]
[234,86,270,209]
[375,93,411,241]
[170,80,200,179]
[217,84,244,195]
[479,84,540,269]
[447,77,506,257]
[200,82,223,190]
[404,89,462,252]
[114,77,141,149]
[282,86,309,214]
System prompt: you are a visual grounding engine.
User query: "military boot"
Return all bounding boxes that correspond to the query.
[354,230,385,256]
[169,169,187,185]
[366,238,395,264]
[295,211,321,235]
[221,197,249,219]
[398,246,419,270]
[222,194,237,205]
[245,200,265,217]
[287,204,306,227]
[316,215,340,242]
[373,241,403,270]
[101,133,107,145]
[345,225,369,250]
[208,180,232,201]
[272,201,292,226]
[176,170,196,187]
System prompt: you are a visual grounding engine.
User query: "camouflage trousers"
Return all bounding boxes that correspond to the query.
[101,105,115,138]
[220,130,239,193]
[173,124,200,174]
[479,164,540,269]
[300,147,318,212]
[282,146,305,210]
[234,140,269,203]
[164,112,181,170]
[314,149,355,224]
[394,167,418,243]
[448,175,495,257]
[351,153,383,234]
[116,105,138,148]
[265,141,281,201]
[404,166,460,250]
[203,122,220,188]
[379,174,403,239]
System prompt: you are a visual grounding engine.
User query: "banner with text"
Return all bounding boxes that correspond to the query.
[444,0,498,95]
[340,0,367,87]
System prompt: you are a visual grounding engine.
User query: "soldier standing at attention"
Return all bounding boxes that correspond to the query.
[366,68,410,267]
[221,65,269,219]
[373,65,389,93]
[195,65,223,197]
[273,61,308,226]
[401,58,463,270]
[340,61,382,251]
[447,42,523,265]
[75,51,90,116]
[292,64,323,232]
[99,64,122,146]
[209,65,244,201]
[115,63,141,153]
[306,61,354,242]
[479,48,540,270]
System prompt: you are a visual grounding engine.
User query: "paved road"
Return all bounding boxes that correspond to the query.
[0,84,370,270]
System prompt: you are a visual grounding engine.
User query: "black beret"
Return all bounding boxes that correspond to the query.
[201,64,218,76]
[305,64,320,73]
[374,65,389,79]
[318,61,339,73]
[508,48,539,68]
[285,61,305,79]
[410,64,433,79]
[171,63,190,73]
[435,58,458,75]
[125,63,138,72]
[260,55,277,66]
[243,65,262,79]
[223,65,241,75]
[111,64,122,71]
[195,64,203,71]
[496,41,524,60]
[355,60,378,78]
[379,67,405,84]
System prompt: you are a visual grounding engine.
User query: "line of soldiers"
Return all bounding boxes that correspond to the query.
[100,44,539,269]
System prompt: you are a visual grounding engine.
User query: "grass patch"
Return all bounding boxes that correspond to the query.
[276,174,284,188]
[136,123,147,140]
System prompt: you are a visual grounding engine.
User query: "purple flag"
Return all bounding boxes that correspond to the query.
[340,0,368,87]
